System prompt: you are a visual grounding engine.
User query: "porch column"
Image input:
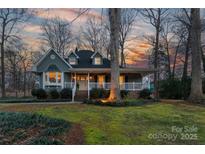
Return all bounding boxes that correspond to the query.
[75,73,77,88]
[61,72,64,89]
[88,73,90,99]
[42,72,45,89]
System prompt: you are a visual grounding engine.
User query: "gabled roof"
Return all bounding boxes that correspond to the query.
[68,50,110,68]
[90,51,104,59]
[32,49,72,72]
[67,50,80,59]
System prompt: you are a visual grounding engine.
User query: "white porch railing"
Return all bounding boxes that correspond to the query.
[89,82,143,91]
[64,82,75,89]
[63,82,144,91]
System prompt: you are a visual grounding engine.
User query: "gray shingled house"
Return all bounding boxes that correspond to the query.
[32,49,155,99]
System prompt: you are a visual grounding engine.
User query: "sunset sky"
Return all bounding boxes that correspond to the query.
[21,9,157,68]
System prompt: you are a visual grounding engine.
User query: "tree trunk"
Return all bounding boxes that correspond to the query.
[1,21,6,98]
[13,67,18,97]
[120,45,126,67]
[108,8,121,103]
[153,9,161,101]
[23,68,26,97]
[165,42,171,78]
[188,8,203,102]
[201,46,205,73]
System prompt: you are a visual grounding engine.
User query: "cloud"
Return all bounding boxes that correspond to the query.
[20,8,156,67]
[35,8,103,24]
[23,24,42,34]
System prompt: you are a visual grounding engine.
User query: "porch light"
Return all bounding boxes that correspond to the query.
[101,99,108,103]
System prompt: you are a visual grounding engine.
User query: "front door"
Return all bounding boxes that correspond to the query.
[76,75,88,90]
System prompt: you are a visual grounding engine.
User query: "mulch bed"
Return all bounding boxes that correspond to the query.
[62,124,84,145]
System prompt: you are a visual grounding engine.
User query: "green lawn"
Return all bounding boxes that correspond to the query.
[0,102,205,144]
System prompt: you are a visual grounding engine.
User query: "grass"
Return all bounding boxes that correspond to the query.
[0,101,205,144]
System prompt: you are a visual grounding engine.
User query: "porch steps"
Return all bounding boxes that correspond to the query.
[74,90,88,101]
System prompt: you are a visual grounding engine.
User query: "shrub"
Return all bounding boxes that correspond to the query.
[90,89,129,99]
[120,90,129,99]
[35,89,47,99]
[139,88,151,99]
[31,89,37,97]
[159,79,183,99]
[90,88,109,99]
[159,78,192,99]
[60,88,72,99]
[180,78,191,99]
[49,89,60,99]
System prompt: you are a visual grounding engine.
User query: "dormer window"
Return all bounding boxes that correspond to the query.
[94,57,102,65]
[69,57,77,65]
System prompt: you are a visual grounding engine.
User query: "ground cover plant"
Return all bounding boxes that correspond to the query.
[0,112,83,144]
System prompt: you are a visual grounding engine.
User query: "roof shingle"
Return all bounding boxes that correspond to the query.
[66,50,110,68]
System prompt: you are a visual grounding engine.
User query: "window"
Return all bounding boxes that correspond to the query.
[94,57,102,65]
[97,75,105,88]
[49,72,56,83]
[45,72,61,84]
[69,57,77,65]
[119,75,125,84]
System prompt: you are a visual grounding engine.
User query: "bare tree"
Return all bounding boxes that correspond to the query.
[171,24,186,78]
[173,9,192,98]
[160,18,175,78]
[108,8,121,102]
[141,8,169,100]
[19,48,34,97]
[176,9,191,82]
[6,41,22,97]
[119,9,138,67]
[188,8,203,102]
[82,16,110,56]
[0,8,32,97]
[41,17,72,57]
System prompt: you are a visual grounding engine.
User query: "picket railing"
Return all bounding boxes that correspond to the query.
[89,82,143,91]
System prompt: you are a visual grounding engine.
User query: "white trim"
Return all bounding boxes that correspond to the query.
[68,56,78,65]
[43,72,45,89]
[67,50,79,59]
[93,56,103,65]
[44,72,63,88]
[88,73,90,99]
[32,48,72,72]
[90,51,104,59]
[61,72,64,88]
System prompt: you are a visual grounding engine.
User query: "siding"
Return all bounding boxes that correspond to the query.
[64,73,71,82]
[37,50,71,72]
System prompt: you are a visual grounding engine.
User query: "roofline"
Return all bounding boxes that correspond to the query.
[67,50,80,59]
[32,48,72,72]
[90,51,105,59]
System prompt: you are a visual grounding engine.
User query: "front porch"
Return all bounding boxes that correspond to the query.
[64,72,149,91]
[40,70,152,100]
[42,72,150,91]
